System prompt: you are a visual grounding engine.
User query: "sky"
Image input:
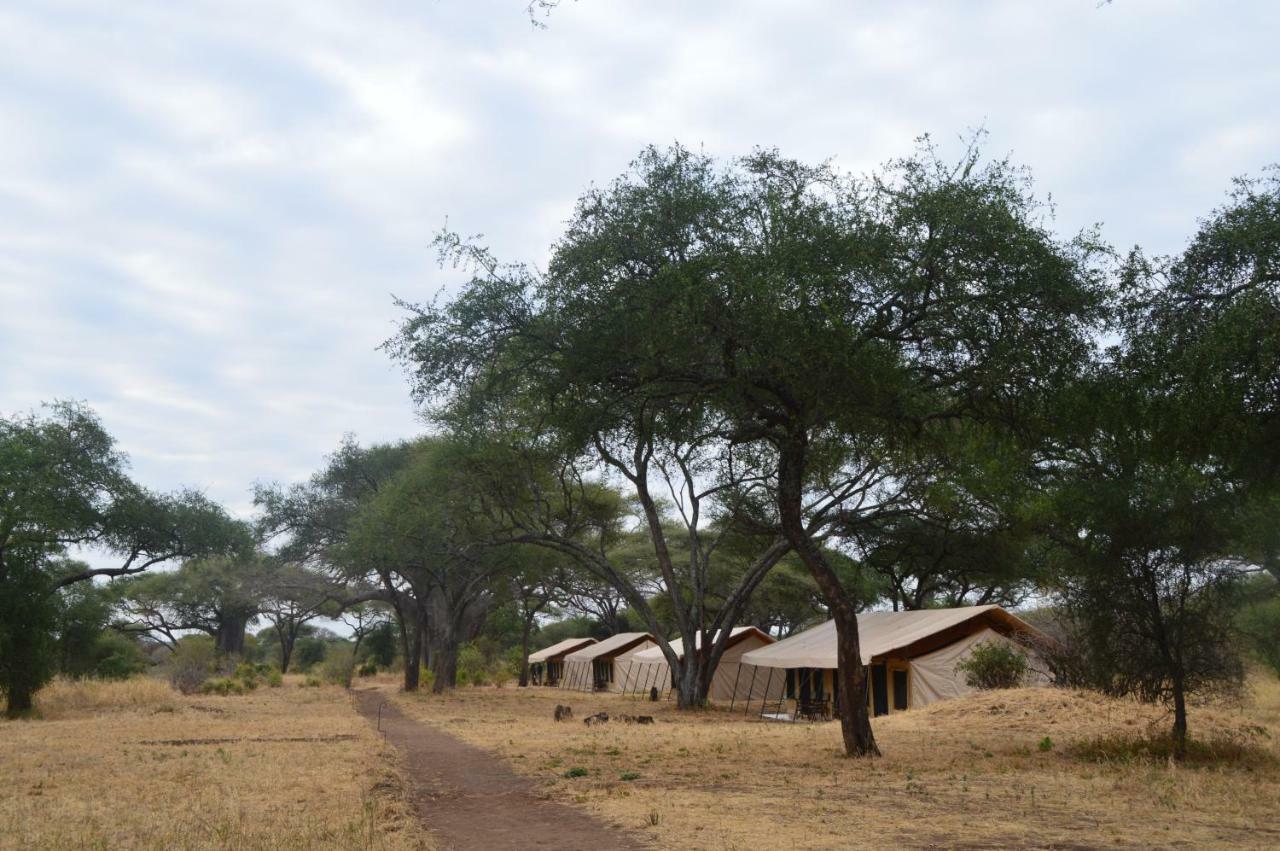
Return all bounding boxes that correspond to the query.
[2,0,1278,526]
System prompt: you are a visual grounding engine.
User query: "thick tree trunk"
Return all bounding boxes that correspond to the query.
[215,613,250,656]
[431,631,459,694]
[4,685,34,719]
[404,612,422,692]
[777,440,879,757]
[674,651,713,708]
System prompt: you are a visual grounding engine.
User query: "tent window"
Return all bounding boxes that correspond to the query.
[785,669,796,699]
[892,668,908,711]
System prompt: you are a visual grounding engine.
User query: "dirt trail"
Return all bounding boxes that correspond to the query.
[353,689,647,851]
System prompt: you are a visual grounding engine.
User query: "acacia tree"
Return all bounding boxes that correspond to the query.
[114,556,268,656]
[0,402,245,716]
[1040,168,1280,757]
[346,437,516,692]
[256,562,341,672]
[392,142,1104,748]
[255,438,430,690]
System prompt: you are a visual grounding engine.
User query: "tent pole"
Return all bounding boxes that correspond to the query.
[744,665,759,715]
[728,664,743,712]
[760,667,775,719]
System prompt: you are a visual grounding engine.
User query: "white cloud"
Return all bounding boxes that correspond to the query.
[1,0,1277,523]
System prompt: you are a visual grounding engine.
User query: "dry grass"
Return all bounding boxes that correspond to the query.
[385,674,1280,849]
[0,676,433,850]
[34,676,179,719]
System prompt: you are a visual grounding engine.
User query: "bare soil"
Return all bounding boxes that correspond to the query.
[353,689,647,851]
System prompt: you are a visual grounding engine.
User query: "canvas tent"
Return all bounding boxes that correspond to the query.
[622,626,784,703]
[527,637,597,686]
[739,605,1049,718]
[561,632,657,692]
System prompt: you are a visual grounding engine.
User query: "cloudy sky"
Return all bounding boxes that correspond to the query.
[2,0,1277,521]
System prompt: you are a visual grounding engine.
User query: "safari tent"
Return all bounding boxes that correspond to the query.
[738,605,1050,719]
[560,632,657,692]
[526,637,597,686]
[621,626,785,703]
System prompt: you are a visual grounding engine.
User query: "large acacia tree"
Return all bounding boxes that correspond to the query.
[392,141,1105,752]
[0,402,245,716]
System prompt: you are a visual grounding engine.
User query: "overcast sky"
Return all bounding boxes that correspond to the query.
[2,0,1277,522]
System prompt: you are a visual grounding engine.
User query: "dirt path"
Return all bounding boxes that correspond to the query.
[353,689,647,851]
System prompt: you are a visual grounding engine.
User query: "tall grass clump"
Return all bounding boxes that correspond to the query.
[35,676,176,719]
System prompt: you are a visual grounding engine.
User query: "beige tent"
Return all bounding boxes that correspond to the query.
[561,632,657,692]
[527,637,597,686]
[739,605,1050,717]
[622,626,784,703]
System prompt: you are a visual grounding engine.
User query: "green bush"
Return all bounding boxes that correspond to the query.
[321,645,356,688]
[1239,594,1280,677]
[357,660,379,678]
[199,677,247,696]
[233,663,261,689]
[457,643,488,687]
[956,641,1029,690]
[563,767,589,778]
[91,631,148,680]
[168,636,216,695]
[266,669,284,688]
[490,661,514,688]
[303,675,322,687]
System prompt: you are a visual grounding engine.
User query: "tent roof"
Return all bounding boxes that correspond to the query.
[630,626,773,662]
[563,632,655,662]
[739,606,1045,669]
[527,637,597,663]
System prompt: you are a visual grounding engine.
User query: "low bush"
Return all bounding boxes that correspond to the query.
[563,767,589,778]
[168,636,216,695]
[199,677,247,696]
[956,641,1029,690]
[303,675,322,687]
[266,669,284,688]
[321,646,356,688]
[357,660,379,678]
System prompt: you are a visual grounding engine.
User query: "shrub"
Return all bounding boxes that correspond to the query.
[303,675,322,687]
[489,661,514,688]
[620,771,640,781]
[1038,736,1054,752]
[168,636,216,695]
[233,663,262,690]
[457,643,488,687]
[357,661,379,678]
[266,670,284,688]
[563,767,589,778]
[956,641,1029,690]
[199,677,247,696]
[321,645,356,688]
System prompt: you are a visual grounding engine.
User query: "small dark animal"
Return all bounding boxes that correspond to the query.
[553,704,573,722]
[583,711,610,726]
[635,715,655,725]
[649,686,659,702]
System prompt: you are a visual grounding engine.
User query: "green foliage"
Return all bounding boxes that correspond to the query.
[1238,592,1280,677]
[266,669,284,688]
[1038,736,1054,752]
[357,660,379,677]
[303,675,322,687]
[361,621,397,668]
[200,677,249,696]
[562,767,589,778]
[321,645,356,687]
[456,643,488,687]
[294,634,328,670]
[168,635,217,695]
[956,642,1029,690]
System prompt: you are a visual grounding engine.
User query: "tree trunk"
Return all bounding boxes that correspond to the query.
[404,611,422,692]
[431,631,459,694]
[4,684,34,719]
[777,440,879,757]
[674,651,713,708]
[1172,676,1188,760]
[215,613,249,656]
[518,611,533,688]
[279,630,295,673]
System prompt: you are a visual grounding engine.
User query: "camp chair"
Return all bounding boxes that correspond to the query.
[796,696,831,722]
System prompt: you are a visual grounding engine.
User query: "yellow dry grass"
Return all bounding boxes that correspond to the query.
[387,674,1280,850]
[0,676,433,850]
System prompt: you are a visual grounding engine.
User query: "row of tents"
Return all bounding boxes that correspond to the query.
[526,605,1051,716]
